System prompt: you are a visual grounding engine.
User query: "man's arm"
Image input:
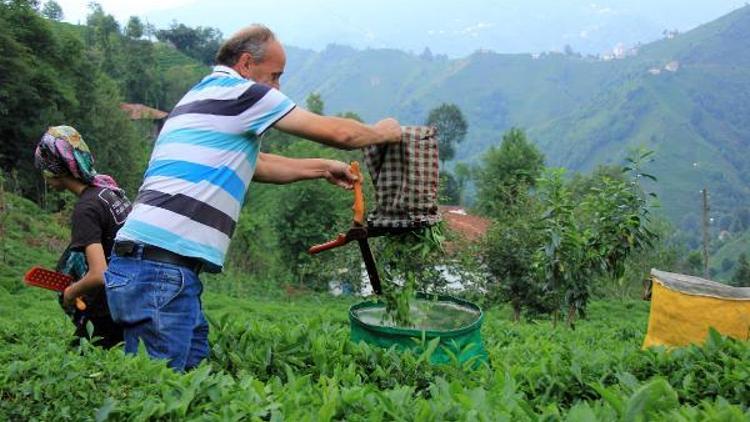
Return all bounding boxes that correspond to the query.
[273,107,402,150]
[253,153,356,188]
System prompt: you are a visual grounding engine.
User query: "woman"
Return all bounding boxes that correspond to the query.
[34,126,131,348]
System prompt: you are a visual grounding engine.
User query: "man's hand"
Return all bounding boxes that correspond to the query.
[322,160,358,189]
[373,118,402,144]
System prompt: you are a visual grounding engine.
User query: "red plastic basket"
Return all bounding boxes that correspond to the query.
[23,266,86,310]
[24,266,74,292]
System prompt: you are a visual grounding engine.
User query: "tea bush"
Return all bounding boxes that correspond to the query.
[1,289,749,421]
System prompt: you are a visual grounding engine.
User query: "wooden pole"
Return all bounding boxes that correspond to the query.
[702,188,710,279]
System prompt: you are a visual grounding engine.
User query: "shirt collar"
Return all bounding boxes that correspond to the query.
[212,65,243,78]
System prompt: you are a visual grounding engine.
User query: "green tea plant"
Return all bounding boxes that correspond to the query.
[375,223,446,326]
[2,189,750,420]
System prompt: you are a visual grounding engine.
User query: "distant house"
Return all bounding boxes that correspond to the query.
[120,103,168,138]
[664,61,680,72]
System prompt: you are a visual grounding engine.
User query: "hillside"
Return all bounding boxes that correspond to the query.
[2,194,749,419]
[277,6,750,233]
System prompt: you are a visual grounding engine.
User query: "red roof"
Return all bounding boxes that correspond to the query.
[120,103,168,120]
[439,206,491,243]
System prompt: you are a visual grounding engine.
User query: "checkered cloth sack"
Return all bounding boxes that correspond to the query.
[363,126,441,228]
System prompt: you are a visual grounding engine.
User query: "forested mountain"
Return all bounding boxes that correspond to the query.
[278,6,750,241]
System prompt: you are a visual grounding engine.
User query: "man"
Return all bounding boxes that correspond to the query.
[104,24,402,371]
[34,126,131,349]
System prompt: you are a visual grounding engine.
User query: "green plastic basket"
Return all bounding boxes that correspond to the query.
[349,293,488,366]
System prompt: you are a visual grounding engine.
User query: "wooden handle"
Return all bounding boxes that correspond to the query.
[308,234,348,255]
[351,161,364,225]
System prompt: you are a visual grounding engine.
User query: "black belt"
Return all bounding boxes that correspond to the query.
[114,241,203,274]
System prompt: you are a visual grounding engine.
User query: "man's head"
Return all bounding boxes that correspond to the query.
[215,24,286,89]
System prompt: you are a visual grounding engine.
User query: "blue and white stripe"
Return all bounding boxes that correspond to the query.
[117,65,296,272]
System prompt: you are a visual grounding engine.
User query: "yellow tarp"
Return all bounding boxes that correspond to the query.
[643,269,750,348]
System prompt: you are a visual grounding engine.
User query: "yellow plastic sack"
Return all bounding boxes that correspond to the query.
[643,269,750,348]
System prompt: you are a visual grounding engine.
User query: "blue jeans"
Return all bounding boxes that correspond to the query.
[104,245,209,372]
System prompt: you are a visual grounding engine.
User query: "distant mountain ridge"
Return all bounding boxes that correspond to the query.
[278,6,750,232]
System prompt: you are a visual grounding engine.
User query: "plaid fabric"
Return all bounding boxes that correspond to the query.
[363,126,441,228]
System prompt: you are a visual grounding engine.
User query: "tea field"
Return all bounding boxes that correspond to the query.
[1,196,749,420]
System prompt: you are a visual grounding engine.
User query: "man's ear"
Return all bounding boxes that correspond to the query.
[235,52,258,79]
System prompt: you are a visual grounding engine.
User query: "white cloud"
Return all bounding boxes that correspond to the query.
[589,2,615,15]
[55,0,198,24]
[456,22,494,37]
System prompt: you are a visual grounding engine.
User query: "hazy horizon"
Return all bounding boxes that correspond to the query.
[54,0,749,57]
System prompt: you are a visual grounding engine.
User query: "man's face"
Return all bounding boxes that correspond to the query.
[237,40,286,89]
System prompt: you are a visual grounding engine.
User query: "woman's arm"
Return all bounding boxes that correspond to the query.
[62,243,107,307]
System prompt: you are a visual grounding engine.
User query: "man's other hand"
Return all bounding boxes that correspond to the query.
[323,160,358,190]
[373,118,402,144]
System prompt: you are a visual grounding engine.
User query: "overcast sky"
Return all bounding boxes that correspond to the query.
[55,0,748,56]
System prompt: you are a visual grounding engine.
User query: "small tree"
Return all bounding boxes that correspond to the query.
[684,251,704,276]
[42,0,63,20]
[533,149,658,327]
[305,92,325,115]
[438,171,459,204]
[532,168,579,326]
[482,186,543,321]
[156,22,223,65]
[475,128,544,217]
[336,111,363,122]
[731,253,750,287]
[125,16,144,39]
[453,162,472,205]
[425,103,467,165]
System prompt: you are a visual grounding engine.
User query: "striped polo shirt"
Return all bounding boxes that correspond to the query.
[116,65,296,272]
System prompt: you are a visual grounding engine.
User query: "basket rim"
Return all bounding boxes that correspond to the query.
[348,292,484,337]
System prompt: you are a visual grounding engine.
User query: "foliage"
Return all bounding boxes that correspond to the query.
[730,253,750,287]
[531,149,658,327]
[474,128,545,217]
[306,92,325,115]
[124,16,143,39]
[375,224,447,326]
[438,171,459,204]
[478,146,658,325]
[2,191,750,420]
[425,103,468,164]
[40,0,61,20]
[0,1,149,199]
[155,21,223,65]
[2,285,750,420]
[482,186,546,321]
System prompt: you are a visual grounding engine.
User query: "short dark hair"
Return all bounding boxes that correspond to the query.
[215,24,276,66]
